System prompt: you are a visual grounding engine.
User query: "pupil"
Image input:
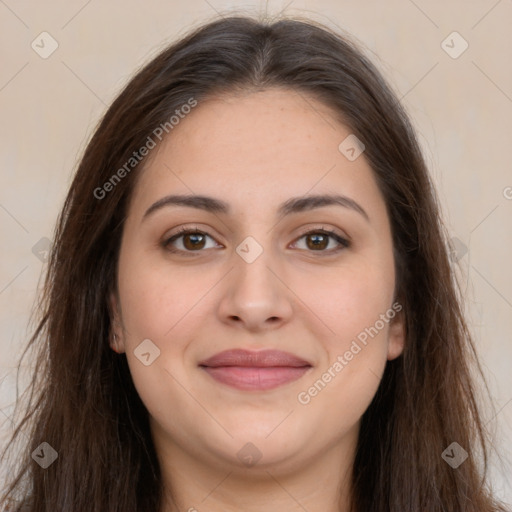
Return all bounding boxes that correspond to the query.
[185,233,204,249]
[309,234,326,250]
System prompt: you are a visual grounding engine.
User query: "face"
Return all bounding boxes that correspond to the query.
[111,88,405,476]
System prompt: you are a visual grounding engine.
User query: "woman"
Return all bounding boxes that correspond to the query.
[1,15,508,512]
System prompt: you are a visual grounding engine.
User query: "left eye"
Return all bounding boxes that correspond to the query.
[163,228,350,254]
[292,229,350,252]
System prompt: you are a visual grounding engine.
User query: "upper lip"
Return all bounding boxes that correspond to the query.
[198,349,312,368]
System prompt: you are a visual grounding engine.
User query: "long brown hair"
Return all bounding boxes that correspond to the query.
[1,15,508,512]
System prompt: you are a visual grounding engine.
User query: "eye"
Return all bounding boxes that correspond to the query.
[162,226,350,255]
[163,227,220,253]
[291,228,350,253]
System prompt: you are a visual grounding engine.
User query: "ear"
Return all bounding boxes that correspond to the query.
[109,291,126,354]
[387,309,405,361]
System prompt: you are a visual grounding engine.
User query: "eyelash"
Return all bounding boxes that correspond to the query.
[162,226,350,256]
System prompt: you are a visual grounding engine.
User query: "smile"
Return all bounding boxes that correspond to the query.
[198,349,313,391]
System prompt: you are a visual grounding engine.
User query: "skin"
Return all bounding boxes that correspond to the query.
[110,88,405,512]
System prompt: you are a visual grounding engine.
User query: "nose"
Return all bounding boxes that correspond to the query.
[216,250,294,333]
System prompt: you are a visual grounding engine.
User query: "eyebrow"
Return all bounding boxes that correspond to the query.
[142,193,370,222]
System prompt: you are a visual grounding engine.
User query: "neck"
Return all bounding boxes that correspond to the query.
[154,423,358,512]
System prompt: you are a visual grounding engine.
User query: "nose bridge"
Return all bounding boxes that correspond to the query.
[235,242,277,295]
[233,238,281,306]
[217,235,294,330]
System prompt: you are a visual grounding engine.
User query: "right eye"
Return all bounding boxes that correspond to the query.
[162,227,222,254]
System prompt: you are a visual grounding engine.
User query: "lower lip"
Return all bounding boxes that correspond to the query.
[201,366,311,390]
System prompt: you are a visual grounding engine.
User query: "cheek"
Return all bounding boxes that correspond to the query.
[116,255,210,409]
[117,253,206,343]
[117,258,200,425]
[297,317,390,427]
[298,352,385,433]
[295,258,394,421]
[297,260,395,342]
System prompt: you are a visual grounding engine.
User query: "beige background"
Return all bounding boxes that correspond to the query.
[0,0,511,501]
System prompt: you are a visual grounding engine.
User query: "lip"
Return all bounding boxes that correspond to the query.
[198,349,313,391]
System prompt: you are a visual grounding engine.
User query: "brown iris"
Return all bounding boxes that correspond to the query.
[182,232,207,250]
[305,233,329,250]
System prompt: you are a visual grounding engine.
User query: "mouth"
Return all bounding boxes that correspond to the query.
[198,349,313,391]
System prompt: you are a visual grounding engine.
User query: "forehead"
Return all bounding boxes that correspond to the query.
[129,88,386,222]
